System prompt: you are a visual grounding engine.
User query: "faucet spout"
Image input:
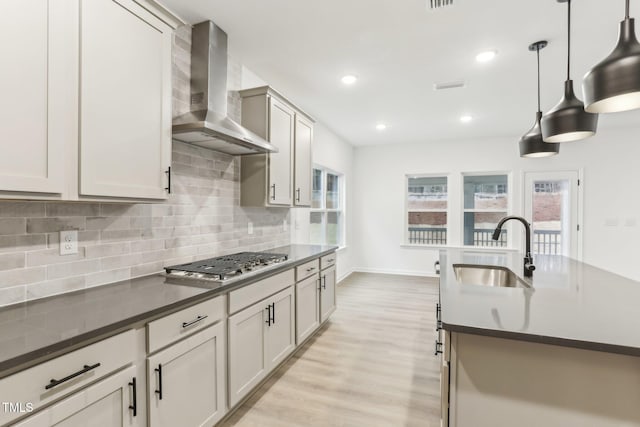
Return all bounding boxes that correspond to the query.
[492,216,536,277]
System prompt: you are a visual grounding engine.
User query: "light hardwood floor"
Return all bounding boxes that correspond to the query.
[220,272,441,427]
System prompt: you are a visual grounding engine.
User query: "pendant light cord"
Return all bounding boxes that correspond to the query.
[537,46,541,113]
[567,0,571,80]
[627,0,630,19]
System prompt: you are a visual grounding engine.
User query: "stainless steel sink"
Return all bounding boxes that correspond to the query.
[452,264,529,288]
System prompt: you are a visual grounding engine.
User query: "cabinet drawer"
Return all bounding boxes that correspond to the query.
[147,296,225,353]
[320,253,336,270]
[229,269,295,314]
[0,330,135,426]
[296,259,320,281]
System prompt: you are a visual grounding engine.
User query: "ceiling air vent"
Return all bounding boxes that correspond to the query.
[429,0,454,9]
[434,80,465,91]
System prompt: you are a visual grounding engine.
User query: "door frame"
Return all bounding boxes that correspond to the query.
[521,169,584,260]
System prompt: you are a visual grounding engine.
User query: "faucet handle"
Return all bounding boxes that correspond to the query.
[525,263,536,272]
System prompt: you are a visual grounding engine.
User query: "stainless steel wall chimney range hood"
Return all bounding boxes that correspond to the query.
[172,21,278,155]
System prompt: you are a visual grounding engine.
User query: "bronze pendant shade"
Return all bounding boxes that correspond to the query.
[541,0,598,143]
[583,0,640,113]
[520,41,560,158]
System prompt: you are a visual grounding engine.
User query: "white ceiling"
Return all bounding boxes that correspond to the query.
[160,0,640,147]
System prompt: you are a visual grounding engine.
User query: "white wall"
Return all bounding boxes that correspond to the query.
[353,126,640,281]
[291,123,355,281]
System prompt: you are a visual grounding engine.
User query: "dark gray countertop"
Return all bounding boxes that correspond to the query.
[0,244,337,375]
[439,249,640,356]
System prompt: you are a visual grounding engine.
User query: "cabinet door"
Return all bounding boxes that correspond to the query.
[296,274,320,344]
[265,286,295,368]
[320,265,337,322]
[294,115,313,207]
[147,322,226,427]
[267,97,294,206]
[79,0,172,199]
[0,0,65,195]
[228,301,269,408]
[13,366,137,427]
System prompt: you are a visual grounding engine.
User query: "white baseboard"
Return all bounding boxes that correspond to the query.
[352,267,439,278]
[337,269,354,284]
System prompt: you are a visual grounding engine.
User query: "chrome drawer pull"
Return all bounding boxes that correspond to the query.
[306,267,316,272]
[45,363,101,390]
[182,315,208,328]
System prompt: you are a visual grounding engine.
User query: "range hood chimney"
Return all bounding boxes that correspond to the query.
[172,21,277,155]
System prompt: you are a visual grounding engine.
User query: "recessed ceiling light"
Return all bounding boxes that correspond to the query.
[341,75,358,85]
[376,123,387,131]
[476,50,498,63]
[460,115,473,123]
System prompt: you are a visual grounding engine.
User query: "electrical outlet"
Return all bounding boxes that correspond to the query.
[248,222,254,235]
[59,230,78,255]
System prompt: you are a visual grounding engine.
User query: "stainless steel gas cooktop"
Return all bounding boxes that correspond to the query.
[165,252,288,284]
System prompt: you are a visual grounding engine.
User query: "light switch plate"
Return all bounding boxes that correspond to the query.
[59,230,78,255]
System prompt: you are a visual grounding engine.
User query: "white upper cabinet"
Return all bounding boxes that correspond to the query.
[294,114,313,207]
[79,0,172,200]
[0,0,67,196]
[267,97,294,205]
[239,86,314,207]
[0,0,174,201]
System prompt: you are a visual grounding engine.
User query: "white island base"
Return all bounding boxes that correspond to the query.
[442,331,640,427]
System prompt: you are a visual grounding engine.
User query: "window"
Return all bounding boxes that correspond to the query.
[406,175,448,245]
[463,174,509,247]
[310,167,344,247]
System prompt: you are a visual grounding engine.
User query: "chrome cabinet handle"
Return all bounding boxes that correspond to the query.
[45,363,101,390]
[296,188,301,202]
[182,315,208,328]
[306,267,316,272]
[265,305,272,326]
[271,184,276,200]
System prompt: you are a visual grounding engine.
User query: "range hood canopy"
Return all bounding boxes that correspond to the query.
[172,21,277,155]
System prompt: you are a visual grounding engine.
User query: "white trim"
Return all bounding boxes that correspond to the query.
[353,267,439,278]
[337,269,354,283]
[405,173,450,245]
[460,171,512,248]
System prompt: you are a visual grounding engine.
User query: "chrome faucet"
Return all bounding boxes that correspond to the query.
[492,216,536,277]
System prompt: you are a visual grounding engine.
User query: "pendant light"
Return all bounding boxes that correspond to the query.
[583,0,640,113]
[542,0,598,142]
[520,41,560,158]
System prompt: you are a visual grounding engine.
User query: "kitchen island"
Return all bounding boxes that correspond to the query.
[437,249,640,427]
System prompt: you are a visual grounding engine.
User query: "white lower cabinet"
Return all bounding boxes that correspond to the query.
[13,366,138,427]
[320,265,337,323]
[147,322,226,427]
[296,274,320,344]
[228,286,295,408]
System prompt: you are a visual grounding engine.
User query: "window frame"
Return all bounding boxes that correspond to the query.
[404,173,450,246]
[460,171,513,249]
[310,165,346,248]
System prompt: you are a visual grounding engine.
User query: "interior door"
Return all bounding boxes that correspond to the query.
[228,301,268,408]
[79,0,171,199]
[13,366,137,427]
[0,0,65,195]
[267,97,294,205]
[524,171,581,259]
[294,115,313,206]
[320,266,337,322]
[266,286,295,368]
[147,323,226,427]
